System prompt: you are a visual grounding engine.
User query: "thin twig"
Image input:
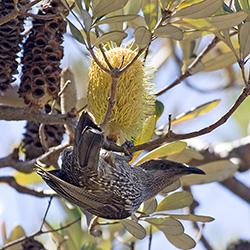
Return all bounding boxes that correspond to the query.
[130,87,250,153]
[0,216,81,250]
[148,225,153,250]
[184,187,213,250]
[0,176,57,198]
[155,36,219,96]
[40,197,53,231]
[0,0,42,25]
[39,123,49,152]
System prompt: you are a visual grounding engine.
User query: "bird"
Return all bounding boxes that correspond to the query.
[37,111,205,220]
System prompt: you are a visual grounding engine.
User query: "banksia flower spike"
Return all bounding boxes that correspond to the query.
[0,0,29,93]
[19,0,67,107]
[87,46,155,143]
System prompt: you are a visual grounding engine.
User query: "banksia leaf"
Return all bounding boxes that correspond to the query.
[19,0,68,107]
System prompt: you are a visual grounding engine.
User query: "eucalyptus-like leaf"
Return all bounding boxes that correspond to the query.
[135,141,187,165]
[165,233,196,249]
[81,10,92,32]
[131,115,156,163]
[67,19,86,45]
[167,148,204,164]
[174,11,248,31]
[156,191,193,211]
[173,0,223,19]
[155,100,164,119]
[171,100,220,125]
[120,219,146,239]
[93,0,129,18]
[10,225,26,241]
[145,216,184,235]
[134,26,152,49]
[160,180,181,196]
[93,31,127,47]
[142,0,159,30]
[154,24,183,40]
[96,15,139,25]
[202,49,239,71]
[168,214,215,222]
[140,197,158,215]
[181,160,238,186]
[240,21,250,59]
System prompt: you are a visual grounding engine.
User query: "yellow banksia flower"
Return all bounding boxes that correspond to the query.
[87,46,155,143]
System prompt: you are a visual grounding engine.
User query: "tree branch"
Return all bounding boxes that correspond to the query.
[0,105,76,131]
[0,176,56,198]
[155,36,219,96]
[130,87,250,153]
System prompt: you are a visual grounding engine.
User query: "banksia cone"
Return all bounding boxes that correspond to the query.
[22,105,65,160]
[19,0,67,107]
[0,0,29,93]
[87,46,155,143]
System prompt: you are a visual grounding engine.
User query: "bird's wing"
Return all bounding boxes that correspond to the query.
[37,167,132,219]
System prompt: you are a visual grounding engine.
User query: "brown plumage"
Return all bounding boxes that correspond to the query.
[37,111,205,219]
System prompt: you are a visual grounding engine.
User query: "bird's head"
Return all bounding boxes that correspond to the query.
[137,159,205,199]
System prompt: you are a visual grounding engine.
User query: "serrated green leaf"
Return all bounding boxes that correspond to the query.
[173,0,223,19]
[156,191,193,211]
[142,0,158,30]
[174,11,248,31]
[120,219,146,239]
[93,31,127,46]
[135,141,187,165]
[134,26,152,49]
[160,180,181,196]
[140,197,158,215]
[67,19,86,45]
[96,14,138,25]
[165,233,196,249]
[172,99,220,125]
[181,160,238,186]
[240,21,250,59]
[145,216,184,235]
[93,0,129,18]
[154,24,183,40]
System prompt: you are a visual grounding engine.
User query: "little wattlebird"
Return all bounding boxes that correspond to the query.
[37,111,205,220]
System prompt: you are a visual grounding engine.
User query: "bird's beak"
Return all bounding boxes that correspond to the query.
[182,166,206,175]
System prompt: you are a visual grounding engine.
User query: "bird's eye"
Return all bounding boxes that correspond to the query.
[159,163,166,168]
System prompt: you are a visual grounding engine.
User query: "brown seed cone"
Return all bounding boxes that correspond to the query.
[21,238,46,250]
[19,0,67,107]
[0,0,29,94]
[22,105,65,160]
